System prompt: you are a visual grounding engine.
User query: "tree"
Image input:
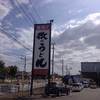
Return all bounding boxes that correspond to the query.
[6,66,11,78]
[8,65,17,82]
[0,60,6,82]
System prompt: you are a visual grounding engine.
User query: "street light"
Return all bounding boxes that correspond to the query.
[21,56,26,72]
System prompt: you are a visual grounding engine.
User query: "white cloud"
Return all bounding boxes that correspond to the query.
[16,13,22,18]
[67,20,76,24]
[44,0,56,4]
[69,9,82,14]
[0,31,22,51]
[16,27,34,49]
[40,0,56,6]
[53,13,100,75]
[0,0,12,20]
[0,27,34,71]
[1,10,100,74]
[15,0,29,4]
[69,10,72,14]
[76,9,82,13]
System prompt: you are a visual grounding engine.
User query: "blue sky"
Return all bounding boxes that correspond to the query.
[1,0,100,75]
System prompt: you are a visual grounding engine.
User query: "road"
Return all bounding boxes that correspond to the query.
[26,88,100,100]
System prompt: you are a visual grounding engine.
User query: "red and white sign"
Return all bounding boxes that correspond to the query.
[33,24,51,75]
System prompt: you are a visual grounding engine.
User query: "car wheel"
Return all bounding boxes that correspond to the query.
[45,91,50,96]
[46,93,50,96]
[67,90,70,95]
[57,91,62,96]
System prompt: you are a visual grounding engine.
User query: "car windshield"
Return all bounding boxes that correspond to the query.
[91,82,96,85]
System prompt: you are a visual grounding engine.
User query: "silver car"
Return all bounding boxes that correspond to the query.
[72,83,84,92]
[83,81,89,88]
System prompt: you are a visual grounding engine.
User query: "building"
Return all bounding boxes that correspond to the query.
[81,62,100,86]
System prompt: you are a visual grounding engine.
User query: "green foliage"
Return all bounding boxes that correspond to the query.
[8,65,17,78]
[0,60,6,81]
[0,60,5,73]
[0,60,18,82]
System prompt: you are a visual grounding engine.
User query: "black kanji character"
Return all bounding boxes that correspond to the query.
[38,44,45,51]
[36,32,47,40]
[39,52,44,57]
[36,58,47,68]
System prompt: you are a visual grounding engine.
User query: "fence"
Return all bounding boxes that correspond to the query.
[0,79,47,98]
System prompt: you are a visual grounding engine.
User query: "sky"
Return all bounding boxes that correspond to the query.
[0,0,100,75]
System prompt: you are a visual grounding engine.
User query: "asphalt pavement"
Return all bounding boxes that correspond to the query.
[22,88,100,100]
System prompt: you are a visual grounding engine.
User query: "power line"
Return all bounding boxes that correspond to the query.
[0,51,23,56]
[6,0,28,28]
[29,0,42,23]
[0,27,32,52]
[0,49,32,56]
[0,50,29,56]
[15,0,34,26]
[22,2,37,24]
[10,0,33,28]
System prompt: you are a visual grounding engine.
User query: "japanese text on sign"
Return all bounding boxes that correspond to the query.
[33,24,51,75]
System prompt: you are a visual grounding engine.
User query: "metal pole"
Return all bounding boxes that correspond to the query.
[30,24,36,96]
[69,68,72,76]
[17,68,20,92]
[66,65,68,75]
[24,56,26,72]
[48,21,53,95]
[52,43,55,78]
[21,55,26,93]
[21,55,26,72]
[60,60,64,77]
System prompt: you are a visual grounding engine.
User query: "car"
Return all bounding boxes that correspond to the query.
[83,81,89,88]
[90,82,97,89]
[72,83,84,92]
[45,82,70,96]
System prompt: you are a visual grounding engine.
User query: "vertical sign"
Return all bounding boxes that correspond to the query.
[33,24,51,75]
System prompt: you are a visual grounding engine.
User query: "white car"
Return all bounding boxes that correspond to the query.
[83,81,89,88]
[72,83,84,92]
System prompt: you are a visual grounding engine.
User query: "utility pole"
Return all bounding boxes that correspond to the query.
[66,65,68,75]
[24,56,26,72]
[21,55,26,91]
[60,60,64,77]
[69,68,72,76]
[47,19,54,96]
[52,42,55,78]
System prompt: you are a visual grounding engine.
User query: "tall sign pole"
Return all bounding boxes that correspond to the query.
[30,23,52,95]
[30,25,35,95]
